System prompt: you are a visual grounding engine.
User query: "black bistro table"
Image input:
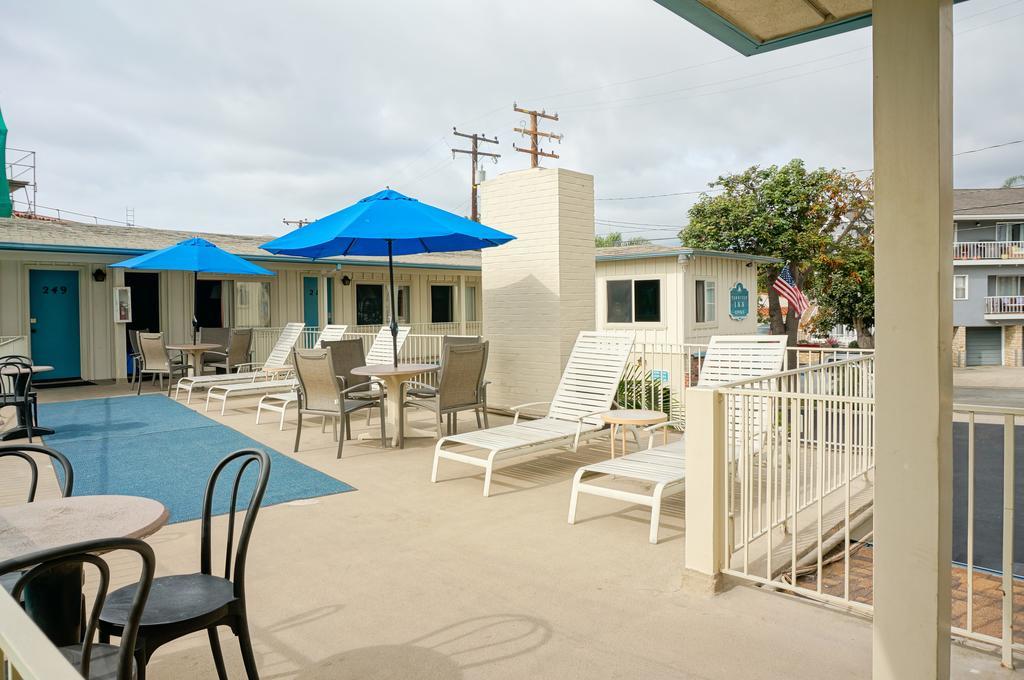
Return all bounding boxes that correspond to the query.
[0,363,54,441]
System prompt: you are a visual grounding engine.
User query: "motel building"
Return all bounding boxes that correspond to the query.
[0,207,772,385]
[951,187,1024,366]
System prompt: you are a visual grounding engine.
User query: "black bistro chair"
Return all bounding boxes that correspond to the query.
[99,449,271,680]
[0,356,37,441]
[0,444,75,595]
[2,537,155,680]
[0,443,74,502]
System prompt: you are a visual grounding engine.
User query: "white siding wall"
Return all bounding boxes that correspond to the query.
[595,254,759,344]
[682,255,759,344]
[0,249,480,381]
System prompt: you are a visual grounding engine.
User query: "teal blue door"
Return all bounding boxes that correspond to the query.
[29,269,82,379]
[303,277,319,329]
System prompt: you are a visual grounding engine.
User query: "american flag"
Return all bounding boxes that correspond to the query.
[772,263,810,316]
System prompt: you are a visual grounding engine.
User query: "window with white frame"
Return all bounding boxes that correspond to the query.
[605,279,661,324]
[695,279,716,323]
[953,275,968,300]
[233,281,271,327]
[988,275,1024,297]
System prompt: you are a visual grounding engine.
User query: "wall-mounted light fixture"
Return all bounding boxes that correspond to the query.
[340,275,352,286]
[92,268,107,282]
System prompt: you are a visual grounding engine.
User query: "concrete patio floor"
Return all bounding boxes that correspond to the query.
[1,381,1015,679]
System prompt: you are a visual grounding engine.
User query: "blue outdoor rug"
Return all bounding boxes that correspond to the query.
[38,394,354,524]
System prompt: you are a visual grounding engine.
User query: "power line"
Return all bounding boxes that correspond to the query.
[595,138,1024,202]
[596,188,719,202]
[595,218,684,229]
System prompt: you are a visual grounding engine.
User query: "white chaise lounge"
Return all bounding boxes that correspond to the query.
[432,331,635,497]
[205,324,350,415]
[255,325,408,429]
[567,334,788,544]
[174,322,305,403]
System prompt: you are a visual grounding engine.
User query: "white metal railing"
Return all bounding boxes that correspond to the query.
[955,241,1024,260]
[347,322,483,336]
[620,343,874,427]
[718,355,876,613]
[985,296,1024,316]
[951,404,1021,668]
[0,589,79,679]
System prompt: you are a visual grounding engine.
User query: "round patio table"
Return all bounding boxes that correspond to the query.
[0,364,54,441]
[601,409,669,459]
[0,495,168,646]
[166,342,221,376]
[351,363,440,448]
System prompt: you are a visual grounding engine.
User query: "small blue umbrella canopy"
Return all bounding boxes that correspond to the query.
[261,189,515,365]
[111,237,275,342]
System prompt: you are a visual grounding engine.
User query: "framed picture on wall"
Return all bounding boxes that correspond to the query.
[114,286,132,323]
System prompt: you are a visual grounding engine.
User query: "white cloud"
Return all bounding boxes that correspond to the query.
[1,0,1021,241]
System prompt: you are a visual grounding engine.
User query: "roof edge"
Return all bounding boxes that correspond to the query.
[0,242,482,271]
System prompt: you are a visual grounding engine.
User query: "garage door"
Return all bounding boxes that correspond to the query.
[965,327,1002,366]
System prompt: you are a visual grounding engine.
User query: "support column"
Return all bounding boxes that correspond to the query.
[479,168,595,409]
[681,386,725,594]
[872,2,953,679]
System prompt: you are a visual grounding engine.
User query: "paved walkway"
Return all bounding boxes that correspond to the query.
[1,382,1017,678]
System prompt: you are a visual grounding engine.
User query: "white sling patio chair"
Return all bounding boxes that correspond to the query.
[432,331,635,497]
[174,322,304,403]
[253,325,352,429]
[364,326,412,366]
[567,334,788,544]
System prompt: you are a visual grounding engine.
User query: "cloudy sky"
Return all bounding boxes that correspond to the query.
[3,0,1022,244]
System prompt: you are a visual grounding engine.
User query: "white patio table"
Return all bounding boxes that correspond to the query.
[350,363,439,448]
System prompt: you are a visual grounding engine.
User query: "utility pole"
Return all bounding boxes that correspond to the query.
[512,103,562,168]
[282,218,310,228]
[452,128,500,222]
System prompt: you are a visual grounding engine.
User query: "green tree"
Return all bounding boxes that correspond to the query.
[809,236,875,348]
[1004,175,1024,188]
[595,231,650,248]
[681,160,873,346]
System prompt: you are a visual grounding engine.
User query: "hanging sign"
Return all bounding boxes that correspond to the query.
[729,283,749,320]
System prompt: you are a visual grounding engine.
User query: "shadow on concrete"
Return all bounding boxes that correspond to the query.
[294,614,553,680]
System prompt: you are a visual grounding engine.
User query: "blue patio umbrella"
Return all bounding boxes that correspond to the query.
[111,237,275,342]
[260,189,515,366]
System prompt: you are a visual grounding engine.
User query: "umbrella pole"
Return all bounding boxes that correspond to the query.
[387,240,399,368]
[192,272,199,344]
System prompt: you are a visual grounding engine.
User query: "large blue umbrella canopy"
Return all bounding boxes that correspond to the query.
[111,237,274,341]
[260,189,515,365]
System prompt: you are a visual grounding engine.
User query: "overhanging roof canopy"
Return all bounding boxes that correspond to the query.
[653,0,968,55]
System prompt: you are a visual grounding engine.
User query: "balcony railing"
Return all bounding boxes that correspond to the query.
[717,355,877,613]
[951,404,1022,668]
[955,241,1024,260]
[985,296,1024,317]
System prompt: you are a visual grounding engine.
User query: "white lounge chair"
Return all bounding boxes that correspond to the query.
[174,322,305,403]
[256,326,408,429]
[567,334,788,544]
[205,325,350,416]
[432,331,635,497]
